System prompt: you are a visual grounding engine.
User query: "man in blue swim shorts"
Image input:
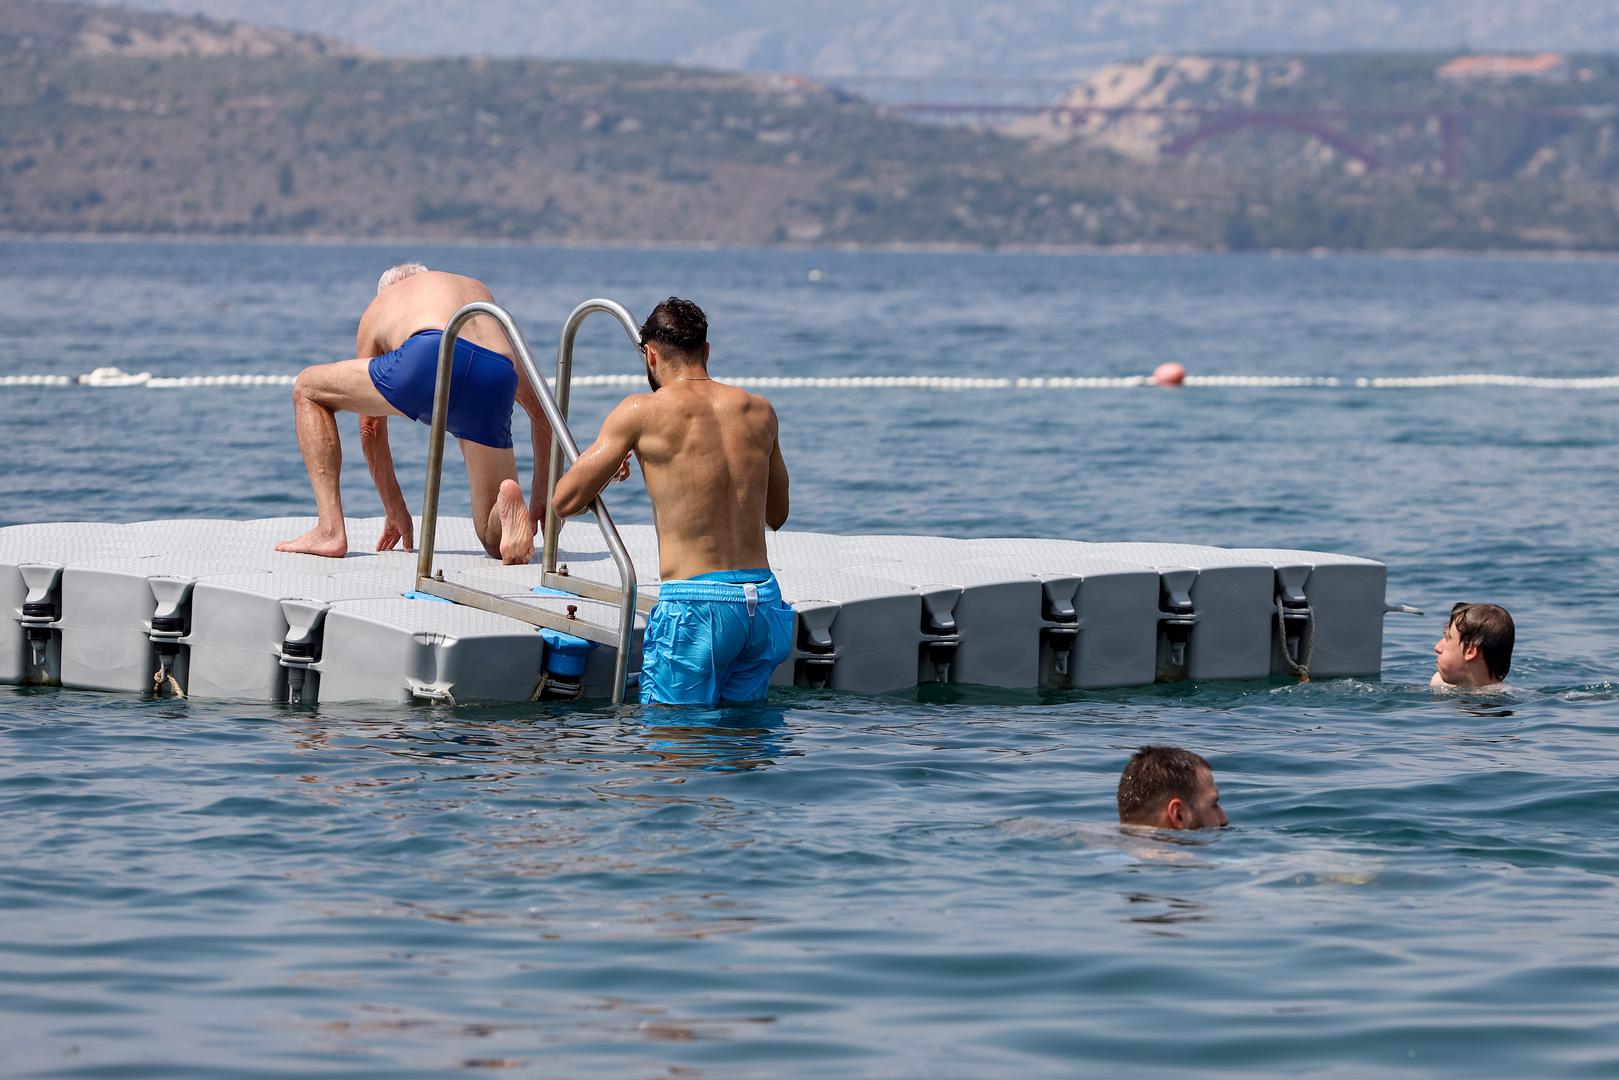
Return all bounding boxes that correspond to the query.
[553,297,794,706]
[277,263,554,564]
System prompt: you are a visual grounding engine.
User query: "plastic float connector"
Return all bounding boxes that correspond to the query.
[792,605,838,689]
[405,631,456,704]
[406,680,455,704]
[918,588,962,684]
[1156,569,1199,681]
[1272,566,1316,678]
[146,577,195,698]
[17,564,63,686]
[1037,577,1082,687]
[276,599,328,705]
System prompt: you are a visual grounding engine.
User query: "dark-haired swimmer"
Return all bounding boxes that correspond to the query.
[277,264,554,563]
[1117,745,1228,831]
[553,297,793,706]
[1432,602,1515,689]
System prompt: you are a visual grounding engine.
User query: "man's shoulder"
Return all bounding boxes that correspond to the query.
[743,386,779,424]
[719,381,775,410]
[608,390,660,420]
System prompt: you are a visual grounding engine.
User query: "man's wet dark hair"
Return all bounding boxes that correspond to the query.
[639,297,708,363]
[1449,602,1515,681]
[1117,745,1210,825]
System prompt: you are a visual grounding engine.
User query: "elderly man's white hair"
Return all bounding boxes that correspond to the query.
[377,261,429,295]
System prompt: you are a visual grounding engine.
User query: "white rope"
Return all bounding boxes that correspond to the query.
[2,367,1616,392]
[144,374,297,388]
[0,374,73,386]
[1184,375,1340,387]
[1355,374,1619,389]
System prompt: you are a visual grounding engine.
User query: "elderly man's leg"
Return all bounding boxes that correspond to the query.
[514,373,555,536]
[278,358,404,557]
[462,439,532,564]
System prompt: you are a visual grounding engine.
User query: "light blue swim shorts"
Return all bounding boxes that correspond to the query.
[640,569,794,706]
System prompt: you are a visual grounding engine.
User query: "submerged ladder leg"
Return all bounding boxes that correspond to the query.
[413,300,644,704]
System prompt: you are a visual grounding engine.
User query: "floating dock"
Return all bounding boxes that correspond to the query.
[0,517,1389,703]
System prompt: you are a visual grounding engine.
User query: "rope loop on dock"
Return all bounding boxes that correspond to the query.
[152,667,186,698]
[1275,597,1316,684]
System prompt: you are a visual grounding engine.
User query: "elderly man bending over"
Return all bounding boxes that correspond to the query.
[277,263,552,563]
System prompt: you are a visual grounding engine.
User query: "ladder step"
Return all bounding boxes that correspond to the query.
[544,570,655,616]
[413,579,623,648]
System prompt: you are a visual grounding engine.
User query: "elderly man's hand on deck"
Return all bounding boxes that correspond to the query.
[377,511,414,552]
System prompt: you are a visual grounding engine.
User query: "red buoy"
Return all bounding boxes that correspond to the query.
[1152,362,1186,386]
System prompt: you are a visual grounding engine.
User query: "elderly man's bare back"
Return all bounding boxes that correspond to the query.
[275,264,553,564]
[560,380,788,580]
[360,272,511,358]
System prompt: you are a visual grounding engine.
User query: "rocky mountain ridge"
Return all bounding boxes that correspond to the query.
[2,0,356,60]
[6,1,1619,252]
[80,0,1619,77]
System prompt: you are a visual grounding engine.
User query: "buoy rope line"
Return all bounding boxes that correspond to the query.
[1,367,1617,391]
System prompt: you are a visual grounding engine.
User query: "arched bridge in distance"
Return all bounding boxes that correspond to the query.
[1158,112,1382,171]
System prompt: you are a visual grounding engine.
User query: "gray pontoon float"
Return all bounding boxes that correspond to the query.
[0,300,1398,705]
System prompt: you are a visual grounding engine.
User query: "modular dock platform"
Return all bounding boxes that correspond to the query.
[0,517,1390,703]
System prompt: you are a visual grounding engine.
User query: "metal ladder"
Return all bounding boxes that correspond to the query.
[412,299,643,704]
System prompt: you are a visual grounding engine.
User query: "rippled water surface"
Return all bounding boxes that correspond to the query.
[1,241,1617,1077]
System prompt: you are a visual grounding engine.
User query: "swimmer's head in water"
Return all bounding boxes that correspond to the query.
[1117,745,1227,831]
[1437,602,1515,684]
[377,262,429,295]
[639,297,708,389]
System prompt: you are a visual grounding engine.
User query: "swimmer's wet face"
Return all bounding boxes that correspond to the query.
[1433,602,1514,687]
[1182,767,1228,830]
[1117,745,1228,831]
[1433,619,1475,685]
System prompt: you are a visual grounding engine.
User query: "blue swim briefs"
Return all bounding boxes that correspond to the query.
[640,569,794,706]
[368,329,517,449]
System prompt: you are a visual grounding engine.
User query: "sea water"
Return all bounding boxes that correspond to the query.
[0,240,1616,1077]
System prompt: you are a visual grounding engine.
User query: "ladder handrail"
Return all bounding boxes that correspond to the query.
[542,299,642,575]
[415,301,639,704]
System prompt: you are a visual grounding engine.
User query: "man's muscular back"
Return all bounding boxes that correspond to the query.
[555,377,788,582]
[634,380,783,581]
[357,271,513,359]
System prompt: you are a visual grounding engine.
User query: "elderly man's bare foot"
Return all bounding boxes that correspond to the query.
[496,480,534,564]
[276,527,348,558]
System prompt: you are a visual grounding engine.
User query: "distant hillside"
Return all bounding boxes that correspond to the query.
[2,0,356,59]
[0,0,1189,247]
[7,1,1619,253]
[68,0,1619,76]
[1018,54,1619,185]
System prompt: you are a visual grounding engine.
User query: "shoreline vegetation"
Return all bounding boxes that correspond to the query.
[7,0,1619,254]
